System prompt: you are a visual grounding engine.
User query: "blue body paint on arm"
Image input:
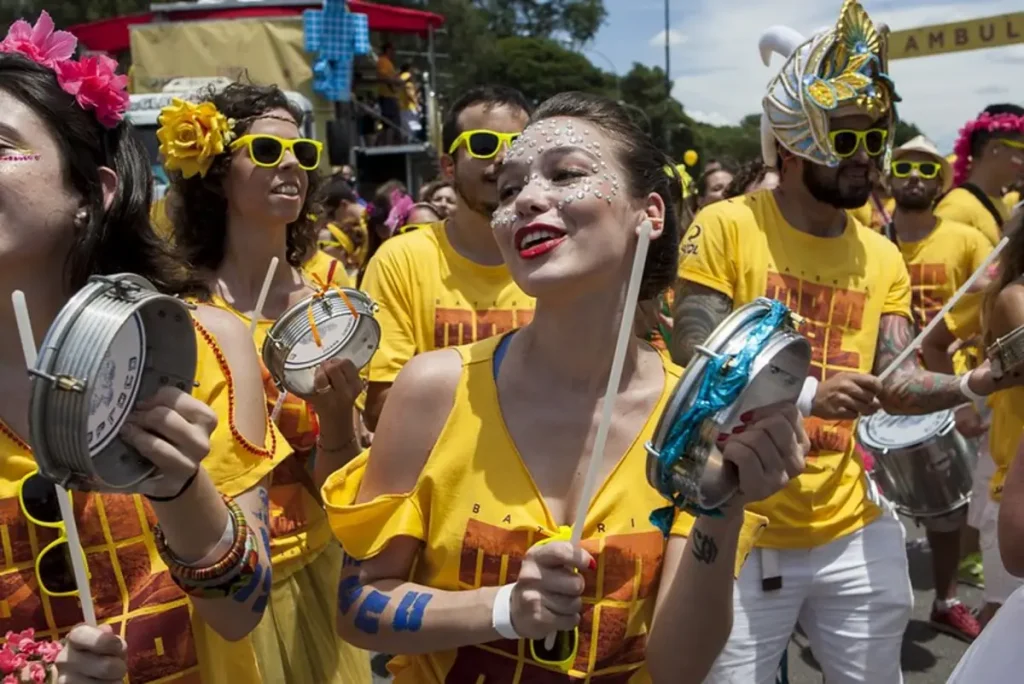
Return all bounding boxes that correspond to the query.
[392,591,433,632]
[354,590,391,634]
[252,565,273,614]
[232,564,264,603]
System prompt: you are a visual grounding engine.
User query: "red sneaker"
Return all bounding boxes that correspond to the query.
[930,602,981,642]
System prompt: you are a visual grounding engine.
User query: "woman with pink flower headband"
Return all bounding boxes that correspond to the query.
[159,82,371,684]
[0,11,287,684]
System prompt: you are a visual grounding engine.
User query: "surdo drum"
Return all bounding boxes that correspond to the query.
[261,287,380,396]
[29,274,197,492]
[646,298,812,515]
[858,410,976,519]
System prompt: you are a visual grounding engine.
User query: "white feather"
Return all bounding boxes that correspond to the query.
[757,26,805,66]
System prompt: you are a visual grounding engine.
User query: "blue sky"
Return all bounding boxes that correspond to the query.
[589,0,1023,153]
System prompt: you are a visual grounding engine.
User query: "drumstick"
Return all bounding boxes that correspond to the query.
[250,257,279,337]
[878,235,1008,382]
[542,219,653,650]
[11,291,97,626]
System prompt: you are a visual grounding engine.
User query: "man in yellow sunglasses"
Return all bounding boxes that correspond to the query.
[886,135,990,642]
[359,86,533,431]
[936,104,1024,247]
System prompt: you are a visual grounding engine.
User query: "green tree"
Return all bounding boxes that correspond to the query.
[475,36,614,104]
[477,0,605,47]
[0,0,149,29]
[616,63,692,157]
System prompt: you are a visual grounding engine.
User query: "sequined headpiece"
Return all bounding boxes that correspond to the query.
[759,0,900,168]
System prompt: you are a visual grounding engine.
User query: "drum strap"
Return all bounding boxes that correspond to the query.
[761,548,782,591]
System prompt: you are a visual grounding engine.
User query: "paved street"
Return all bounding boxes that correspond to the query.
[785,516,974,683]
[371,516,976,683]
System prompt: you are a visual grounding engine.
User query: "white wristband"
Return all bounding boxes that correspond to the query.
[491,584,520,640]
[183,511,236,567]
[960,371,985,405]
[796,376,818,418]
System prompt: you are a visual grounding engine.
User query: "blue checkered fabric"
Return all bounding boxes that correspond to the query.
[349,13,370,54]
[302,9,322,52]
[305,2,369,102]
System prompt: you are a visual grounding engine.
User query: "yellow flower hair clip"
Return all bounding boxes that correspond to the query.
[156,98,236,179]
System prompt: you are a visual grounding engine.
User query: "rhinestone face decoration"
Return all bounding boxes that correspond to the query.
[491,117,623,231]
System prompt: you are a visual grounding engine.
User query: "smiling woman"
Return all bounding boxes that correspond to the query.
[162,82,372,684]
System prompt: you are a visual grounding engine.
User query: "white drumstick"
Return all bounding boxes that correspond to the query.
[11,291,97,626]
[250,257,279,336]
[543,220,653,649]
[878,235,1008,382]
[270,389,288,424]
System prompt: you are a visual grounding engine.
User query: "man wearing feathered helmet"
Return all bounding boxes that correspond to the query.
[672,1,1024,680]
[935,103,1024,247]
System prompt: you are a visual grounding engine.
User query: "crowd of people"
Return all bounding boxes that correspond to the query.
[1,2,1024,683]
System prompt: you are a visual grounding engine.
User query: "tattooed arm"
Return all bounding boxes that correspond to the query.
[670,281,734,365]
[647,514,745,683]
[874,314,969,414]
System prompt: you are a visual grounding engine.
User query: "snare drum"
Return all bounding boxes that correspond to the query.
[262,288,380,396]
[858,410,976,518]
[29,274,197,492]
[645,298,811,515]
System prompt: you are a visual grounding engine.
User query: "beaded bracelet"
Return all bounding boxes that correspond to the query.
[154,495,258,598]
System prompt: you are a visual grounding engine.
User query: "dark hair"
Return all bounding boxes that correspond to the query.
[724,159,774,199]
[168,82,320,273]
[0,54,203,297]
[984,210,1024,347]
[441,85,531,157]
[695,165,734,200]
[419,178,451,203]
[356,180,407,287]
[319,174,358,217]
[972,103,1024,159]
[531,92,683,300]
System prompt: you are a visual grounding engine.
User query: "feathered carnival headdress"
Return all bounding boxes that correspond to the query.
[951,110,1024,187]
[156,98,236,179]
[759,0,900,168]
[0,11,129,128]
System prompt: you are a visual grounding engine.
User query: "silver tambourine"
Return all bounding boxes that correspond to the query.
[29,274,197,492]
[646,298,812,515]
[261,287,380,396]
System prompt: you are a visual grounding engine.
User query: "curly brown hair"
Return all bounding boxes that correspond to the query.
[167,82,321,274]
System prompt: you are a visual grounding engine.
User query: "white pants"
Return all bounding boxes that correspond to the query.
[948,584,1024,682]
[704,514,913,684]
[978,497,1024,604]
[967,435,994,531]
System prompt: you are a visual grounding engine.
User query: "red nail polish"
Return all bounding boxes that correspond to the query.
[588,558,597,570]
[740,411,753,422]
[732,425,746,434]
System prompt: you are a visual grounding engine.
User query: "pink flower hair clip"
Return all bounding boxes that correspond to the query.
[384,190,416,235]
[0,11,129,129]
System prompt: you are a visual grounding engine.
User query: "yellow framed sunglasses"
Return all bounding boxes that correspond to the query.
[448,129,520,159]
[527,526,580,672]
[1000,138,1024,150]
[230,134,323,170]
[17,471,90,598]
[828,128,888,159]
[891,160,941,179]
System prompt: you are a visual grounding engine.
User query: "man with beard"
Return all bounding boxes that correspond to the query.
[360,86,533,430]
[886,136,991,641]
[670,2,1020,680]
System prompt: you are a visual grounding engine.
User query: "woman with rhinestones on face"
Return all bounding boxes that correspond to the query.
[322,92,807,683]
[0,12,282,683]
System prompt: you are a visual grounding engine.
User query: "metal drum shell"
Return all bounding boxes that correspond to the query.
[645,298,811,510]
[262,288,381,396]
[858,412,976,518]
[29,274,197,492]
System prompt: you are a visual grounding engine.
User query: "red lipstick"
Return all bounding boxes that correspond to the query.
[514,223,567,259]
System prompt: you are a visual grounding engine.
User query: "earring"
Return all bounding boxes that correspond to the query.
[73,208,89,229]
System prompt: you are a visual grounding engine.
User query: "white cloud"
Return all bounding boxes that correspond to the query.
[659,0,1023,154]
[688,109,734,126]
[649,28,687,47]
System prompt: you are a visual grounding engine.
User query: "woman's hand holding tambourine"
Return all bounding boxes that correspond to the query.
[303,357,364,421]
[720,404,809,506]
[118,386,219,498]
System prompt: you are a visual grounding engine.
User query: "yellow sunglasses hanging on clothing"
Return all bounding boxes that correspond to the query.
[17,471,91,598]
[230,134,323,170]
[448,129,520,159]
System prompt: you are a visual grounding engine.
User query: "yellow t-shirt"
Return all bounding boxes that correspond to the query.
[896,220,991,374]
[0,321,287,682]
[303,250,354,289]
[679,189,912,548]
[987,387,1024,502]
[360,221,535,384]
[1005,190,1021,211]
[935,186,1009,247]
[322,335,766,683]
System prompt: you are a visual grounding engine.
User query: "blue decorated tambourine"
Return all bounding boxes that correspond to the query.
[645,298,813,522]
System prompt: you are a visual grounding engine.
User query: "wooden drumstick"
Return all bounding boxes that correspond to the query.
[250,257,279,337]
[11,290,97,626]
[542,219,654,650]
[878,235,1008,382]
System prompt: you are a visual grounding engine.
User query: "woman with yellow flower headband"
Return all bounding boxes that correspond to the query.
[158,82,371,684]
[0,11,285,683]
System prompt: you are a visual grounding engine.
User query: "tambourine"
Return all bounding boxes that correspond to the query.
[29,274,197,492]
[987,325,1024,381]
[262,287,380,396]
[645,298,812,519]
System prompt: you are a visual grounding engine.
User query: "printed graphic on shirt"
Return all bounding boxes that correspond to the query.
[445,518,662,682]
[907,263,949,330]
[433,308,535,348]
